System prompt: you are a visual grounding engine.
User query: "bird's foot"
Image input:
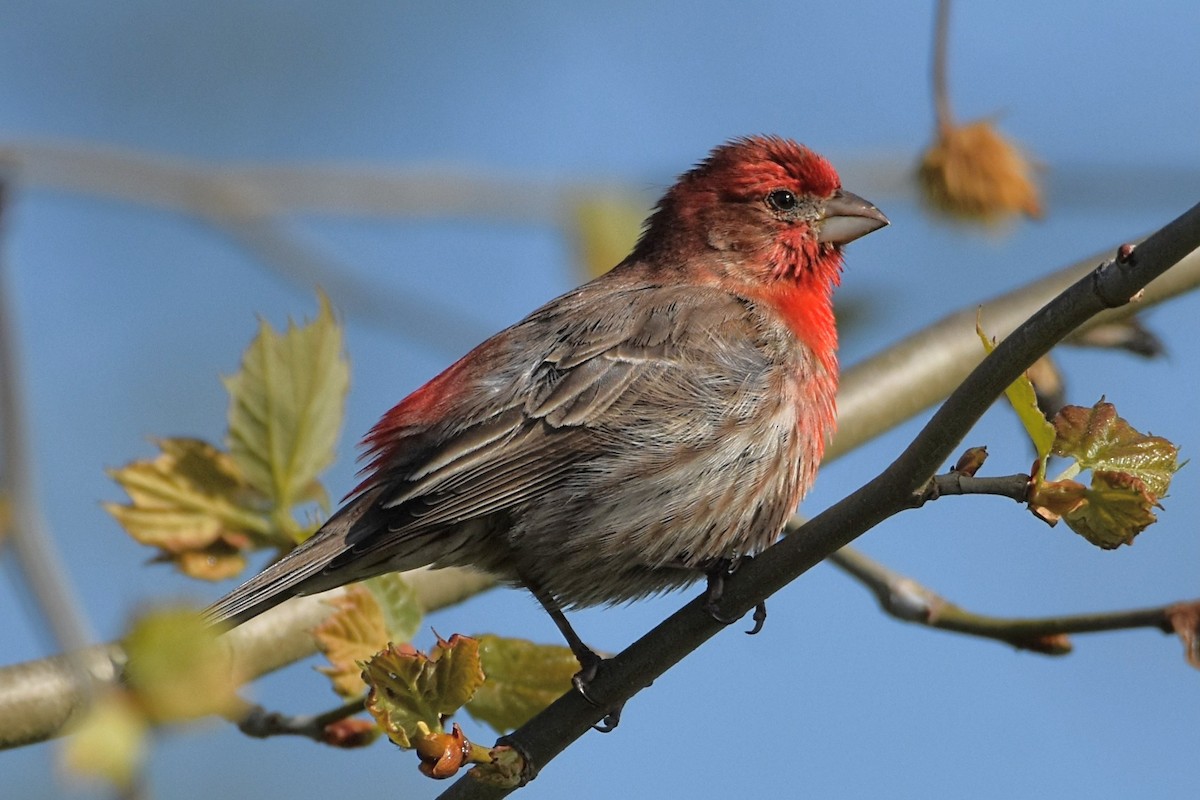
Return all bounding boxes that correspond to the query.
[703,556,768,635]
[571,649,624,732]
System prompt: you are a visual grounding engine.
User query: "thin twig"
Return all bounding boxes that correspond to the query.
[827,545,1188,654]
[932,0,954,133]
[235,696,366,742]
[0,178,96,659]
[910,471,1031,506]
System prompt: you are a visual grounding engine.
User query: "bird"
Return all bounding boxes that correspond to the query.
[205,136,887,720]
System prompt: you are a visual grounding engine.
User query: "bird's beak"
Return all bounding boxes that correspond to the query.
[816,189,889,245]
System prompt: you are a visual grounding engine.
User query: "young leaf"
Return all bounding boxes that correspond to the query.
[364,573,423,645]
[313,586,392,699]
[1052,401,1180,497]
[977,321,1055,478]
[224,293,349,536]
[122,607,242,722]
[314,575,423,698]
[1062,471,1160,549]
[362,635,485,749]
[1027,478,1087,526]
[465,635,577,733]
[59,692,148,790]
[104,438,268,580]
[1029,473,1160,549]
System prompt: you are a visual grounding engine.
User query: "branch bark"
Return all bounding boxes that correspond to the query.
[827,545,1191,655]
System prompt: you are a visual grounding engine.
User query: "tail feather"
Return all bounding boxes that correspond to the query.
[203,489,383,627]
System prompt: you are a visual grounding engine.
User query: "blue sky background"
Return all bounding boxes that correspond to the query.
[2,2,1197,798]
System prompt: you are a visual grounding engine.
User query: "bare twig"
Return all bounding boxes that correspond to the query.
[910,471,1031,506]
[932,0,954,133]
[235,697,366,742]
[827,545,1189,655]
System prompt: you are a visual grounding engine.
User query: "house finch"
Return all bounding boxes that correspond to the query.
[206,136,887,711]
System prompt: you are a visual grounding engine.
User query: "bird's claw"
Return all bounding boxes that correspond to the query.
[571,652,624,733]
[703,557,768,635]
[746,601,767,635]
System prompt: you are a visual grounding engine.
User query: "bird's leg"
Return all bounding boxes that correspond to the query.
[703,556,767,635]
[525,579,623,732]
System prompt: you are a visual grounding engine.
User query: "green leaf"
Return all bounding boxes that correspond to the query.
[1028,472,1159,549]
[122,607,241,722]
[314,576,423,699]
[1052,400,1180,497]
[313,586,391,699]
[362,635,485,749]
[465,635,577,733]
[104,438,268,580]
[364,573,423,644]
[224,293,349,535]
[977,321,1055,476]
[1065,471,1160,549]
[59,692,147,790]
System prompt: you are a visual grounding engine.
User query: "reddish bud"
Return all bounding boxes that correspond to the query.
[415,723,471,779]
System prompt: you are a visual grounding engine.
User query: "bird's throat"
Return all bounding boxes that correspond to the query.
[755,242,842,378]
[759,278,838,376]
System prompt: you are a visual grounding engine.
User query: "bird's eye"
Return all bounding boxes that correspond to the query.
[766,189,798,212]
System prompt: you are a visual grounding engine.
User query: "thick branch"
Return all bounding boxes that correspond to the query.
[0,567,494,749]
[437,205,1200,797]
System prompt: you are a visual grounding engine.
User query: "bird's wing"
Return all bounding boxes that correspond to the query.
[341,281,776,552]
[204,281,784,626]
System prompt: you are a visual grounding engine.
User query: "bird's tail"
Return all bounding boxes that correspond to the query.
[203,488,382,628]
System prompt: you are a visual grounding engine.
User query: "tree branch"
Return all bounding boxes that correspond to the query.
[235,696,367,743]
[436,204,1200,797]
[931,0,954,133]
[911,471,1031,506]
[0,566,494,749]
[2,230,1198,752]
[827,545,1191,655]
[0,178,97,662]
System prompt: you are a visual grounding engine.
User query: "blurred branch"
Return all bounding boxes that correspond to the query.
[826,545,1192,656]
[235,696,366,743]
[932,0,953,133]
[0,566,494,750]
[829,239,1200,460]
[1,137,1197,355]
[436,202,1200,797]
[0,178,96,657]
